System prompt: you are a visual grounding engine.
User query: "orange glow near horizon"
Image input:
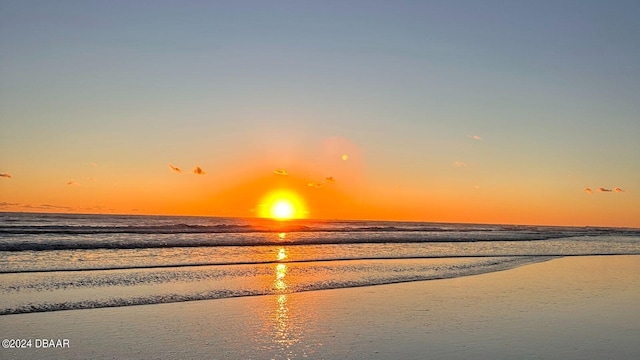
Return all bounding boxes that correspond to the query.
[258,190,307,220]
[2,154,639,227]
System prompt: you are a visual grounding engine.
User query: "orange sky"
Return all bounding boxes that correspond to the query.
[1,133,638,227]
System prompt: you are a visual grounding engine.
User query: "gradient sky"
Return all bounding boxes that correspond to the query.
[1,0,639,227]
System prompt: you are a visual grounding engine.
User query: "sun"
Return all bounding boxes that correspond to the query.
[259,190,307,220]
[271,200,294,219]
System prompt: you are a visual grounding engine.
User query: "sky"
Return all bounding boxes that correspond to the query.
[1,0,639,227]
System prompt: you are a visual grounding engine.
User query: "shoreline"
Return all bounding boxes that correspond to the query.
[1,255,639,359]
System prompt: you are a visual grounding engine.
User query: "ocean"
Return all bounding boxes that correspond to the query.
[1,212,639,316]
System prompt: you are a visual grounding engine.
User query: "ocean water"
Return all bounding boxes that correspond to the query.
[1,212,639,315]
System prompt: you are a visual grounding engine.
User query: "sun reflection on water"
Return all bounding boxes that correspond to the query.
[252,232,321,358]
[277,248,287,261]
[274,294,298,349]
[274,263,287,291]
[275,233,288,289]
[271,249,300,355]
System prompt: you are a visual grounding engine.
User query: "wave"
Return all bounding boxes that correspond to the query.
[0,234,573,251]
[0,224,259,235]
[0,256,553,315]
[0,223,460,235]
[3,253,635,274]
[0,224,525,235]
[2,222,637,235]
[5,229,640,252]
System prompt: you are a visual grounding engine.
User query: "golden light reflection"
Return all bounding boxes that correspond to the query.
[277,247,287,261]
[272,263,298,352]
[274,263,288,291]
[255,254,306,356]
[275,294,297,347]
[273,259,289,345]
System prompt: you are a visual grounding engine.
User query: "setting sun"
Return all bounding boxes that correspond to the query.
[271,200,294,219]
[258,190,307,220]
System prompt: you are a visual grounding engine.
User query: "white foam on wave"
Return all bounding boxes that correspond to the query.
[0,256,551,315]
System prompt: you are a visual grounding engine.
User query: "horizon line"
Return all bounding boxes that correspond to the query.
[1,210,639,230]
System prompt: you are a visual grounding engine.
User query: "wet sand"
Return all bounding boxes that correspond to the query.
[1,255,638,359]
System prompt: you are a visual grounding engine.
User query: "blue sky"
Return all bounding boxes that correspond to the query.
[1,0,639,225]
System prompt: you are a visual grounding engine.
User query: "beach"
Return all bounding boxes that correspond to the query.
[1,255,638,359]
[3,2,640,359]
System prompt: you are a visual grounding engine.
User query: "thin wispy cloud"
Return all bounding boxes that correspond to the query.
[274,169,288,176]
[87,177,96,181]
[0,202,21,207]
[0,173,11,178]
[90,162,98,168]
[66,180,81,186]
[468,135,482,141]
[193,166,206,175]
[0,202,75,211]
[40,204,75,211]
[308,176,336,189]
[585,187,626,195]
[168,164,182,173]
[454,161,467,167]
[83,205,107,211]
